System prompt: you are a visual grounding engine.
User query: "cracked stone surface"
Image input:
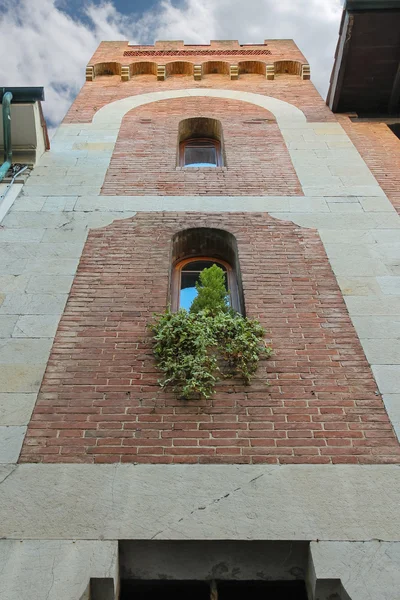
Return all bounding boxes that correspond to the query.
[309,541,400,600]
[0,465,399,541]
[0,540,118,600]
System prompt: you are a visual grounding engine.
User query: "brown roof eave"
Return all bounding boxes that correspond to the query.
[345,0,400,9]
[326,10,354,112]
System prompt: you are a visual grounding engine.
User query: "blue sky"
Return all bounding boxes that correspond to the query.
[0,0,343,129]
[57,0,163,20]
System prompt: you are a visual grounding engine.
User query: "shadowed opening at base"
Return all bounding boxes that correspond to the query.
[120,580,309,599]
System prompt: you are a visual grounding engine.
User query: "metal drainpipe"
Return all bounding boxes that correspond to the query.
[0,91,13,183]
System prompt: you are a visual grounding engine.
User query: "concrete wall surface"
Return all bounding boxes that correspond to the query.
[0,540,118,600]
[0,464,399,541]
[309,541,400,600]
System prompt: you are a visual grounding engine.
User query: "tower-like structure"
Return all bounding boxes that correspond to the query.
[0,34,400,600]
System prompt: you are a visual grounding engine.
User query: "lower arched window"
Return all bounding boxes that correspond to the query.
[171,227,244,314]
[173,257,236,311]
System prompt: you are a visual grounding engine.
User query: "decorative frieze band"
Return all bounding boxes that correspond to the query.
[87,60,310,83]
[124,49,272,57]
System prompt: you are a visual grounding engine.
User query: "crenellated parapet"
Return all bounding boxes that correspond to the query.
[84,40,311,83]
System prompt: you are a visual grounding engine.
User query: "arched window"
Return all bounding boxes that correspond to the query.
[173,257,237,311]
[178,118,224,168]
[171,228,243,314]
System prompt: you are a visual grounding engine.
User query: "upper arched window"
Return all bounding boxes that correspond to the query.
[171,228,244,314]
[178,118,224,168]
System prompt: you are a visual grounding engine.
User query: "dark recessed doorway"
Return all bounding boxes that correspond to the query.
[120,579,309,600]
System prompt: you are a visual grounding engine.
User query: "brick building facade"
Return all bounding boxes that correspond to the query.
[0,32,400,600]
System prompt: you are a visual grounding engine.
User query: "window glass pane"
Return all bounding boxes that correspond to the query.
[184,146,217,167]
[179,263,229,310]
[180,272,199,310]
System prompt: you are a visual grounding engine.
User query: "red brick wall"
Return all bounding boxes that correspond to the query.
[20,213,400,465]
[337,116,400,214]
[64,77,334,126]
[101,97,302,197]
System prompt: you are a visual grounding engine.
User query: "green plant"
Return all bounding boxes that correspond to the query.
[190,263,229,315]
[149,265,272,399]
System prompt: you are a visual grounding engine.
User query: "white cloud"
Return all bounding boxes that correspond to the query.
[152,0,343,95]
[0,0,343,128]
[0,0,135,125]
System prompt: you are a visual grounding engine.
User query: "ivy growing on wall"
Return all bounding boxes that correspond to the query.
[149,265,272,399]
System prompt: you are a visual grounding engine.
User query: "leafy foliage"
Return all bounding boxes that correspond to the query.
[149,265,272,399]
[190,263,229,315]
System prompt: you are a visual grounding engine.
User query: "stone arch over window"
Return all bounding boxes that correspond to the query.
[92,89,307,129]
[171,227,244,314]
[274,60,303,76]
[178,117,225,167]
[238,61,267,76]
[202,61,230,76]
[165,61,194,77]
[93,62,122,77]
[129,62,158,77]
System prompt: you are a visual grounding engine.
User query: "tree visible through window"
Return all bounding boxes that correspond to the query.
[171,227,244,315]
[173,257,236,311]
